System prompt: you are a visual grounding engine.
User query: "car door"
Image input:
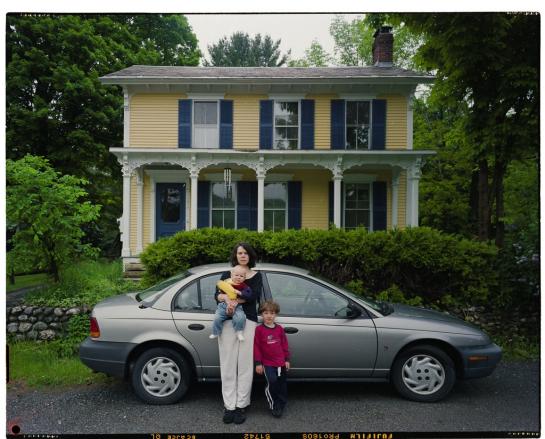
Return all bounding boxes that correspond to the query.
[263,271,378,378]
[171,272,223,378]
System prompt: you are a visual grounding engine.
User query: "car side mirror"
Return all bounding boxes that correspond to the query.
[335,304,362,319]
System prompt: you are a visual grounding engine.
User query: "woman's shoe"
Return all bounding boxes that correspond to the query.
[233,407,246,424]
[223,409,235,424]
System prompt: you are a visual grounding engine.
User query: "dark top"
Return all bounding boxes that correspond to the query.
[215,270,262,323]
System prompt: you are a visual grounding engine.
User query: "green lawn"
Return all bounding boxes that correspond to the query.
[6,273,50,293]
[7,341,115,388]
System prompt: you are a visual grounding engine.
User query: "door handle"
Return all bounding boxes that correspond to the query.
[188,324,205,331]
[284,327,299,334]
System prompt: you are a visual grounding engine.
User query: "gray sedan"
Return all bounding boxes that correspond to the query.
[79,263,501,404]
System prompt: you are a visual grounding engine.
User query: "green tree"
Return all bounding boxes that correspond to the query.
[288,39,332,67]
[379,13,539,247]
[6,14,201,256]
[7,155,101,282]
[204,31,289,66]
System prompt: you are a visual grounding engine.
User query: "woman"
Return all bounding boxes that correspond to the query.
[214,242,262,425]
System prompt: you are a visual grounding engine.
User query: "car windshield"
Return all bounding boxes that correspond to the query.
[136,271,191,302]
[310,272,391,315]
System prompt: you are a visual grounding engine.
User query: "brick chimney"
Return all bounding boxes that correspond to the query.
[372,26,393,67]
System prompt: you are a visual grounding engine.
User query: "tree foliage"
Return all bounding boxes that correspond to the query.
[6,14,201,257]
[7,155,101,282]
[288,39,332,67]
[204,31,289,66]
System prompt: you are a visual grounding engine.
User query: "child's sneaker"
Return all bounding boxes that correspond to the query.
[236,332,245,341]
[209,334,218,339]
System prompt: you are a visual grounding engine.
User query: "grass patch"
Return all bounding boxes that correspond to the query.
[24,259,140,307]
[7,341,115,388]
[6,273,50,293]
[494,334,540,360]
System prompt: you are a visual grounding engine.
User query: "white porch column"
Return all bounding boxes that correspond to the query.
[121,157,131,257]
[406,160,422,227]
[333,172,343,228]
[136,168,144,254]
[391,169,400,228]
[190,166,199,230]
[257,165,265,232]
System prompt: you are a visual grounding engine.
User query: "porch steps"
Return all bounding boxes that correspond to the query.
[124,262,145,281]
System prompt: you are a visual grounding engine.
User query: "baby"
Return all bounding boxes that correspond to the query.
[210,265,252,341]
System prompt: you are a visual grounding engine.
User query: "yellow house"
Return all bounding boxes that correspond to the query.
[100,27,435,266]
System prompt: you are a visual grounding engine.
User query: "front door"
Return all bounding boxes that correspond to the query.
[156,183,186,239]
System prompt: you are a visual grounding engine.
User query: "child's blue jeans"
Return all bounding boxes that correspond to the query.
[212,302,246,336]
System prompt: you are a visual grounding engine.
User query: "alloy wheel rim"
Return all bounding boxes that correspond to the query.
[141,356,181,397]
[401,354,445,395]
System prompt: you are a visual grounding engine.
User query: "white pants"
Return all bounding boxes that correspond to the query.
[218,319,257,410]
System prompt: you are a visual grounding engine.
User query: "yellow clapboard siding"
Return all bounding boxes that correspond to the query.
[379,94,407,150]
[225,94,268,150]
[289,169,330,230]
[306,94,338,150]
[130,93,187,147]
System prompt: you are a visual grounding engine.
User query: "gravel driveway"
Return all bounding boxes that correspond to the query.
[6,360,540,435]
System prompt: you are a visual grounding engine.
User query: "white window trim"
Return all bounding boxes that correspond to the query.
[342,182,374,232]
[192,100,220,149]
[210,181,237,229]
[144,169,191,242]
[345,99,373,151]
[264,181,288,231]
[273,99,301,150]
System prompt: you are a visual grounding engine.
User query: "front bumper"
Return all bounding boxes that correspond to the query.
[458,342,502,379]
[79,337,137,378]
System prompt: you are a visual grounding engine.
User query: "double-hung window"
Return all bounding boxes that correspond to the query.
[344,183,371,230]
[211,182,236,228]
[264,182,287,231]
[193,101,219,148]
[346,101,371,150]
[274,101,299,149]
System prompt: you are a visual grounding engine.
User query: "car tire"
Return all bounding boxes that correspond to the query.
[391,344,456,402]
[131,347,191,405]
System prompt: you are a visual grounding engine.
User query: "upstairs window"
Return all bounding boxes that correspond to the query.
[346,101,370,150]
[193,101,218,148]
[274,101,299,149]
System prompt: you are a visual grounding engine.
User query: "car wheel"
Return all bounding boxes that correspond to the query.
[131,347,191,405]
[391,344,455,402]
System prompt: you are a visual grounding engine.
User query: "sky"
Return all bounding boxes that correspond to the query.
[186,13,363,64]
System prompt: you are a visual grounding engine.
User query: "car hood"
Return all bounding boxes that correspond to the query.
[377,303,487,337]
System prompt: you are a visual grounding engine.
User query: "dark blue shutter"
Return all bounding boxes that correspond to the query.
[371,99,386,150]
[301,99,315,149]
[259,100,273,149]
[197,181,210,228]
[219,100,233,149]
[287,181,302,229]
[331,99,345,149]
[237,182,257,230]
[372,181,387,231]
[178,99,192,148]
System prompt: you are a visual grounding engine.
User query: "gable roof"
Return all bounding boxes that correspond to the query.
[100,65,435,85]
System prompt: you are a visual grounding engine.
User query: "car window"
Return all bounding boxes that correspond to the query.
[136,271,191,302]
[173,273,222,312]
[265,272,350,318]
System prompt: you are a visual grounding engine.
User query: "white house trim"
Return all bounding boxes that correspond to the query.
[136,168,144,254]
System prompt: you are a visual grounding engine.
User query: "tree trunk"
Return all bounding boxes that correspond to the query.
[9,268,15,285]
[494,158,507,248]
[478,159,490,241]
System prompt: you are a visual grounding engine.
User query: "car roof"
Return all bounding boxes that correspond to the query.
[188,262,310,276]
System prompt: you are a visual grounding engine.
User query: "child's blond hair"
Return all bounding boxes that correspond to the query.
[259,300,280,314]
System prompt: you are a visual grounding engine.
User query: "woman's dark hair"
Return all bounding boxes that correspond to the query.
[229,242,257,268]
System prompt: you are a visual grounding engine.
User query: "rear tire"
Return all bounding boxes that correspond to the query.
[131,347,191,405]
[391,344,455,402]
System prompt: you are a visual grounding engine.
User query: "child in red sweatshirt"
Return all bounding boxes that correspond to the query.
[254,300,290,418]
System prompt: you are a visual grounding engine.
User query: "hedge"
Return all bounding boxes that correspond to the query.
[140,227,498,307]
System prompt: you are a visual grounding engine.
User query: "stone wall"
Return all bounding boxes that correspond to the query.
[6,305,92,341]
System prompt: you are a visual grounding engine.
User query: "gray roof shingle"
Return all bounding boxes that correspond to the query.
[100,65,434,82]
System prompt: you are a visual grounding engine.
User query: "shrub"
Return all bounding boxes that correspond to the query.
[49,314,90,358]
[140,227,498,307]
